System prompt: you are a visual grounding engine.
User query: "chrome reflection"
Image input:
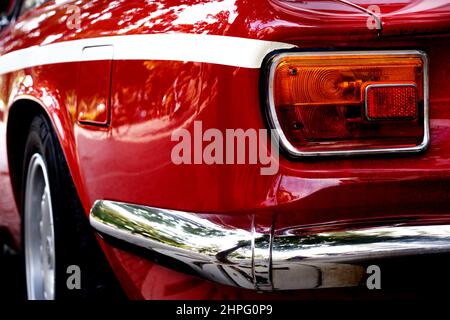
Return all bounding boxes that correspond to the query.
[272,224,450,290]
[90,200,263,289]
[90,200,450,291]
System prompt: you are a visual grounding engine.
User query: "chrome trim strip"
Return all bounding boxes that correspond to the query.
[90,200,450,291]
[264,50,429,157]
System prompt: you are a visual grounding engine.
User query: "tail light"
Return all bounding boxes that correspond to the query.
[263,51,429,157]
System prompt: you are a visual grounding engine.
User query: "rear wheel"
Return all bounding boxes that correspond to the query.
[22,114,124,300]
[24,153,55,300]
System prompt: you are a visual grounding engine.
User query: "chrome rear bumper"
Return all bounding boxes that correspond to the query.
[90,200,450,291]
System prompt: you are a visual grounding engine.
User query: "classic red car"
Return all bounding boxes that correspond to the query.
[1,0,450,300]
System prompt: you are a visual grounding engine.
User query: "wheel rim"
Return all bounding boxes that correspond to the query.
[24,153,56,300]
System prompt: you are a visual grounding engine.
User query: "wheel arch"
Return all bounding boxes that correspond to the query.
[6,96,86,215]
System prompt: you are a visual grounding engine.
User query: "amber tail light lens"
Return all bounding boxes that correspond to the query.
[264,51,429,156]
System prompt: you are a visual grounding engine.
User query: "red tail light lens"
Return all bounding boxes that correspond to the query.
[365,84,417,120]
[265,51,429,156]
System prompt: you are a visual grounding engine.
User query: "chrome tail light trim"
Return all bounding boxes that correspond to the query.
[262,50,429,157]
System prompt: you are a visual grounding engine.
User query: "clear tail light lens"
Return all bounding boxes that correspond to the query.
[264,51,429,156]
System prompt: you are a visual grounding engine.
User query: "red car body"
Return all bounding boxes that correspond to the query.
[1,0,450,299]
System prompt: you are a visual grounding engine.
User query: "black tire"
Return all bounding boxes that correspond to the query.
[21,114,124,300]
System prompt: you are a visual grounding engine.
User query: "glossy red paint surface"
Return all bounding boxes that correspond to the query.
[348,0,450,35]
[77,58,112,125]
[1,0,450,299]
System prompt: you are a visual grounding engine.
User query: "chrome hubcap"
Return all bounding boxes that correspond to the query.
[25,153,56,300]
